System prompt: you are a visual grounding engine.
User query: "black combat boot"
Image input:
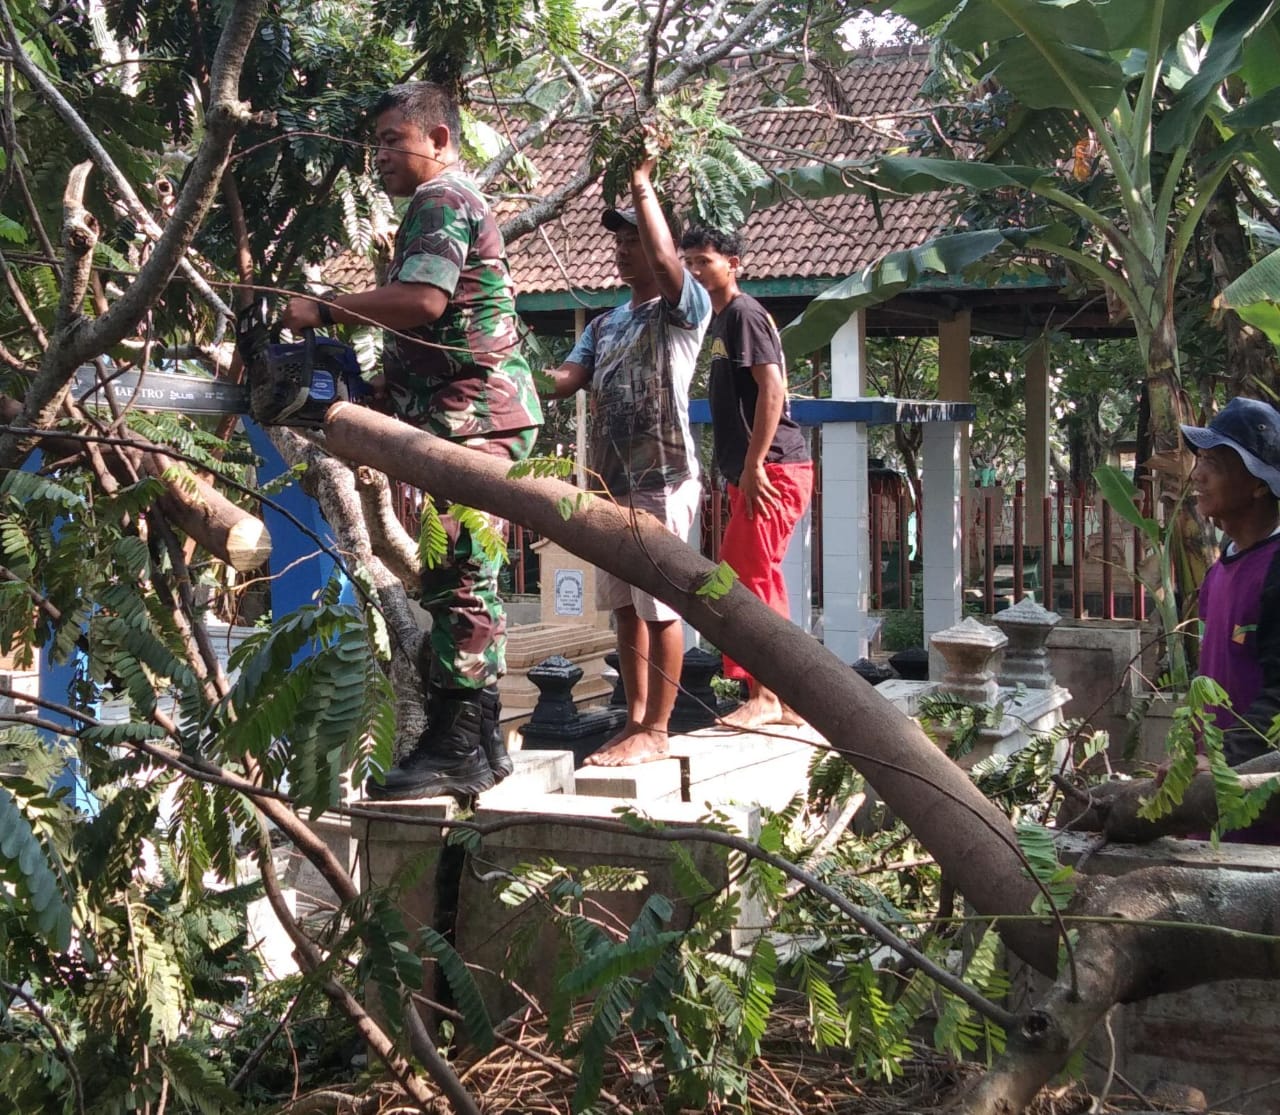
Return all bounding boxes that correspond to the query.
[479,684,513,783]
[366,690,495,801]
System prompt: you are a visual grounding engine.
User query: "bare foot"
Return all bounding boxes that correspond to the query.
[774,703,807,727]
[720,694,784,730]
[598,719,640,752]
[584,726,670,766]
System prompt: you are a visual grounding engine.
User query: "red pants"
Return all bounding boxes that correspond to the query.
[719,460,814,682]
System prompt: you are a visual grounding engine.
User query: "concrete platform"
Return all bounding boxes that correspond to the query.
[336,720,828,1023]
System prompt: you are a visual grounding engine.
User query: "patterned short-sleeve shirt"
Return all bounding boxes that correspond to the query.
[383,170,543,438]
[568,272,710,497]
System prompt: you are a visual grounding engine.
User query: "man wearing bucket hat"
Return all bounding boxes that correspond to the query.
[1181,396,1280,765]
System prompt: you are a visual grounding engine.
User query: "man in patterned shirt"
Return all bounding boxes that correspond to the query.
[284,81,543,800]
[544,150,711,766]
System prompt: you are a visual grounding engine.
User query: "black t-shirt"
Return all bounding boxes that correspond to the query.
[707,293,809,485]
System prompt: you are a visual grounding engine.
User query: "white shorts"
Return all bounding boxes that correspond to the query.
[596,478,701,622]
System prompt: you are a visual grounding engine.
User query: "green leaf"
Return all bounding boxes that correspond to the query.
[888,0,1126,113]
[1156,0,1277,151]
[0,214,27,244]
[696,560,737,599]
[418,502,448,570]
[447,503,508,566]
[1221,84,1280,130]
[1093,464,1162,545]
[1221,245,1280,343]
[780,228,1034,360]
[0,788,72,949]
[985,37,1126,116]
[558,931,686,997]
[419,926,495,1053]
[1096,0,1226,52]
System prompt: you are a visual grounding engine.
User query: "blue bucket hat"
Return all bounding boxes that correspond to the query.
[1181,397,1280,498]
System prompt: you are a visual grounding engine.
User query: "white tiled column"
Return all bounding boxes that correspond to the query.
[822,312,869,662]
[831,310,866,400]
[781,489,813,633]
[937,312,972,577]
[922,420,965,678]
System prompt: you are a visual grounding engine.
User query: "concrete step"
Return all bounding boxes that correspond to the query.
[485,748,576,801]
[673,723,823,810]
[572,722,826,810]
[574,757,684,803]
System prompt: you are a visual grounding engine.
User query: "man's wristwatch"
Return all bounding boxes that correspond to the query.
[316,296,336,327]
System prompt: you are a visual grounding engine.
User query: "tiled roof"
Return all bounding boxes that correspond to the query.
[506,46,947,295]
[323,46,948,297]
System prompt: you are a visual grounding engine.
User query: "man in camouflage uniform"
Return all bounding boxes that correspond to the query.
[283,81,542,800]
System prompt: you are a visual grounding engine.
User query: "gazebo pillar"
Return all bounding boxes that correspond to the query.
[937,311,972,576]
[1024,336,1050,549]
[922,420,965,678]
[821,311,871,663]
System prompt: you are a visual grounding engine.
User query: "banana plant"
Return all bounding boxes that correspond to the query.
[775,0,1280,432]
[751,0,1280,611]
[1094,464,1191,691]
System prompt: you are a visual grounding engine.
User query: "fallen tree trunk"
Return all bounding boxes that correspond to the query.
[952,864,1280,1112]
[323,403,1051,967]
[323,403,1280,1112]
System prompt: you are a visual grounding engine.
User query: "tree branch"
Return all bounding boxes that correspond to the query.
[0,0,234,327]
[0,0,268,471]
[354,466,422,587]
[55,161,98,333]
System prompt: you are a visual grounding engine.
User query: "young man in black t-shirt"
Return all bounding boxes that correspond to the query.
[681,227,814,728]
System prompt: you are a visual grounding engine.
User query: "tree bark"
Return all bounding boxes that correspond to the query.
[269,428,427,751]
[321,403,1056,966]
[321,403,1280,1112]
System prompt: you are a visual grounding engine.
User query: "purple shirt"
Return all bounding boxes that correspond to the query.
[1198,531,1280,764]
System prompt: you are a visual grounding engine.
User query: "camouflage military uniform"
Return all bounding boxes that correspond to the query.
[385,170,543,689]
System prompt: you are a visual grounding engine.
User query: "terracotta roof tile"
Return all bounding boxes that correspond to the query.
[506,48,946,294]
[324,47,948,296]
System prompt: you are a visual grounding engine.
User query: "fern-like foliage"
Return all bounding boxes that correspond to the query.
[419,925,496,1053]
[1017,820,1076,915]
[0,782,73,950]
[220,592,394,816]
[598,83,766,232]
[418,500,449,569]
[1136,675,1280,840]
[506,454,575,481]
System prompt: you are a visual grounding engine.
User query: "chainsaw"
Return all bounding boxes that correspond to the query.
[233,295,371,425]
[70,296,371,426]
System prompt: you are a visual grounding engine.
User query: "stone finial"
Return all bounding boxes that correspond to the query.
[672,646,730,733]
[930,617,1008,705]
[992,596,1061,690]
[526,655,584,725]
[521,655,626,765]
